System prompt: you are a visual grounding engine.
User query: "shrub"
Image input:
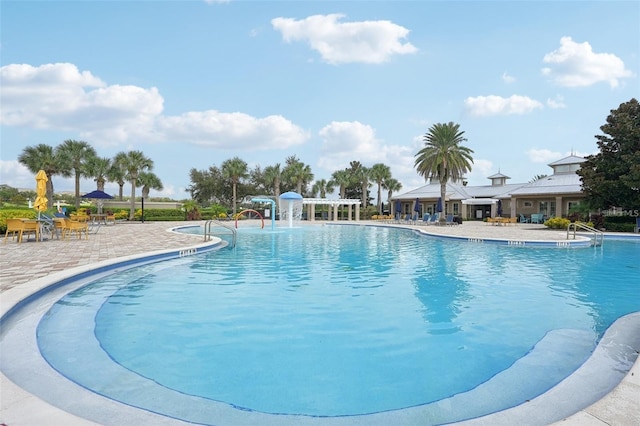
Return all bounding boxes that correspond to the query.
[0,209,38,233]
[544,217,570,229]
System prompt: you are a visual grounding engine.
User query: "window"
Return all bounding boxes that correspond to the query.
[523,201,532,207]
[453,203,459,215]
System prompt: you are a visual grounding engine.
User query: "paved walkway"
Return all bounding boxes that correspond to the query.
[1,220,638,425]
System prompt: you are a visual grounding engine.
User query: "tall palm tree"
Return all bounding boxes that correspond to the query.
[86,156,112,191]
[383,177,402,208]
[221,156,248,215]
[283,155,313,195]
[348,160,370,209]
[55,140,97,208]
[119,150,154,220]
[138,171,164,199]
[330,169,351,199]
[311,178,334,198]
[110,152,129,200]
[18,144,60,209]
[414,122,474,217]
[263,163,282,199]
[369,163,391,215]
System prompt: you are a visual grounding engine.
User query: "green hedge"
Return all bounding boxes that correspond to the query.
[603,215,637,232]
[134,208,186,221]
[0,209,40,233]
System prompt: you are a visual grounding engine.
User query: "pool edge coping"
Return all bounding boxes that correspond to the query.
[1,224,639,425]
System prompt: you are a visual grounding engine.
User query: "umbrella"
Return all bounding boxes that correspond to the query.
[436,197,443,213]
[497,199,503,216]
[414,198,420,213]
[395,200,402,213]
[82,190,114,214]
[33,170,48,217]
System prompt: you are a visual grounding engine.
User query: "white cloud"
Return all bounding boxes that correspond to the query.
[316,121,416,195]
[0,62,310,150]
[502,71,516,84]
[0,160,34,190]
[466,159,494,182]
[157,111,309,150]
[271,14,417,64]
[546,95,567,109]
[541,36,633,88]
[527,148,564,163]
[526,149,592,164]
[464,95,543,117]
[0,63,163,144]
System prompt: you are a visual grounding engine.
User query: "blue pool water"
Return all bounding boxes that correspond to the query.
[37,225,640,422]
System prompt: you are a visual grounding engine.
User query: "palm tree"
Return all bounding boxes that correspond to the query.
[369,163,391,215]
[414,122,474,218]
[221,157,248,215]
[110,152,129,200]
[263,163,282,199]
[138,171,164,199]
[86,156,112,191]
[311,178,334,198]
[17,144,59,209]
[330,169,351,199]
[283,155,313,195]
[383,177,402,212]
[55,140,97,208]
[119,150,154,220]
[348,160,370,210]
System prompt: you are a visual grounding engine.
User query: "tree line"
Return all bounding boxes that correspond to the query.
[17,140,161,220]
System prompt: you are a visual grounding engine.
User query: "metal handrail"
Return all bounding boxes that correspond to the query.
[204,220,236,248]
[567,222,604,246]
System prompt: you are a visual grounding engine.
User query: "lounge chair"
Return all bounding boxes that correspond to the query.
[420,213,431,225]
[445,214,456,225]
[427,213,439,225]
[519,214,530,223]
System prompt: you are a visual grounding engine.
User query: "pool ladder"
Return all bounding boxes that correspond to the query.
[204,220,237,248]
[567,222,604,247]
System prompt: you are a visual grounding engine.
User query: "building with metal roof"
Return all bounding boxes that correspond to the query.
[392,155,586,221]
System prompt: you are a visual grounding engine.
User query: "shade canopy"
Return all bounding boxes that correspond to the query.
[81,190,114,199]
[280,191,303,200]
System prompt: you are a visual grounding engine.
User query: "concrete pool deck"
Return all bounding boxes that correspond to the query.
[1,220,638,425]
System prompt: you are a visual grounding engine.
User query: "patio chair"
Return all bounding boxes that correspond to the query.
[427,213,439,225]
[63,218,89,240]
[531,214,544,224]
[53,218,69,239]
[4,218,27,243]
[519,214,530,223]
[420,213,431,225]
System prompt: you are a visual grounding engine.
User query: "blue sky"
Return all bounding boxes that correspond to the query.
[1,0,638,202]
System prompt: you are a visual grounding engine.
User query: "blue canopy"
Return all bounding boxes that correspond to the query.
[81,190,114,199]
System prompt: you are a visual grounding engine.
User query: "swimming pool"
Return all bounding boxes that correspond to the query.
[30,224,639,424]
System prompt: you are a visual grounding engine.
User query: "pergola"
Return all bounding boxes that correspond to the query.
[302,198,362,221]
